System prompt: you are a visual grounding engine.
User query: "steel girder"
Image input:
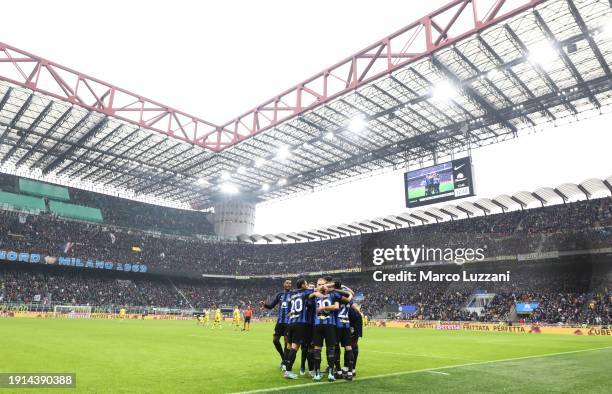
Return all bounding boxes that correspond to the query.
[0,0,610,210]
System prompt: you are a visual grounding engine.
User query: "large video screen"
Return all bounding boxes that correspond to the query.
[404,156,474,207]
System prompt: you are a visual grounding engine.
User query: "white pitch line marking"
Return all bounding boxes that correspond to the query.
[231,345,612,394]
[427,371,450,376]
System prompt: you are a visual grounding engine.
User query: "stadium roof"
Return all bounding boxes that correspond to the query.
[238,174,612,243]
[0,0,611,209]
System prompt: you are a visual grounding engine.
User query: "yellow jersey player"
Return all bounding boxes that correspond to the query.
[119,307,126,321]
[363,314,369,327]
[213,307,222,329]
[233,306,241,330]
[196,314,203,326]
[203,309,210,327]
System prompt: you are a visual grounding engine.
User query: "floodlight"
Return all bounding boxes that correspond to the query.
[430,80,458,103]
[276,146,290,160]
[486,68,501,80]
[348,116,366,133]
[254,158,265,167]
[261,183,270,191]
[324,132,334,140]
[237,166,246,175]
[220,183,239,194]
[277,178,287,186]
[527,41,557,68]
[601,14,612,39]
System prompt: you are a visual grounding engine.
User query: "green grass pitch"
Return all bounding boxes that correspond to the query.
[408,181,454,200]
[1,318,611,393]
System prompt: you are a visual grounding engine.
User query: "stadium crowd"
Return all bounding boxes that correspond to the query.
[2,175,612,325]
[0,208,360,275]
[1,258,610,325]
[0,196,610,276]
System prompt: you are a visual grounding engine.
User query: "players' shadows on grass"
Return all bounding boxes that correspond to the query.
[251,347,612,394]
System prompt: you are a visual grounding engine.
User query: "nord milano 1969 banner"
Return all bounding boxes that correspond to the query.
[0,249,148,273]
[384,320,612,336]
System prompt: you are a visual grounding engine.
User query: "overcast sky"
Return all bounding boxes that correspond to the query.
[2,1,610,235]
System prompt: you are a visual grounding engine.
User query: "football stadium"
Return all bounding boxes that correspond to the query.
[1,0,612,392]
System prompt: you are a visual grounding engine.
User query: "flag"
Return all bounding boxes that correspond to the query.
[63,242,74,254]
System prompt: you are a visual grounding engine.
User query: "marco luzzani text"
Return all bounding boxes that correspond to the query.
[370,245,510,282]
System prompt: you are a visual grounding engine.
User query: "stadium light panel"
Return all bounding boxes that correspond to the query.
[276,146,290,160]
[220,183,239,194]
[527,41,558,68]
[486,68,501,80]
[601,14,612,39]
[430,80,458,103]
[348,116,366,134]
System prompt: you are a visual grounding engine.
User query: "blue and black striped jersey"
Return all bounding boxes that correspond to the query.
[306,296,316,325]
[288,288,313,324]
[314,292,342,326]
[336,299,352,329]
[264,291,291,324]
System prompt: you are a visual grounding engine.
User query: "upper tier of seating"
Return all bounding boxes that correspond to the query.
[1,195,610,277]
[0,172,214,236]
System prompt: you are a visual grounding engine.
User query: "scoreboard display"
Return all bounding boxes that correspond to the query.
[404,156,475,208]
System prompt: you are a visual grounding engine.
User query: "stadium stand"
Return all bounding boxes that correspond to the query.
[68,187,215,236]
[1,191,611,324]
[0,172,215,236]
[1,195,610,274]
[1,258,610,325]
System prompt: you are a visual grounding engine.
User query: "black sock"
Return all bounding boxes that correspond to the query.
[307,347,314,371]
[300,347,308,370]
[286,348,297,372]
[274,341,284,361]
[334,347,341,371]
[326,348,336,375]
[283,347,290,367]
[344,349,354,372]
[313,349,322,374]
[353,345,359,371]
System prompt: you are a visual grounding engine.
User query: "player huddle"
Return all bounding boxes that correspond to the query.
[263,276,363,382]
